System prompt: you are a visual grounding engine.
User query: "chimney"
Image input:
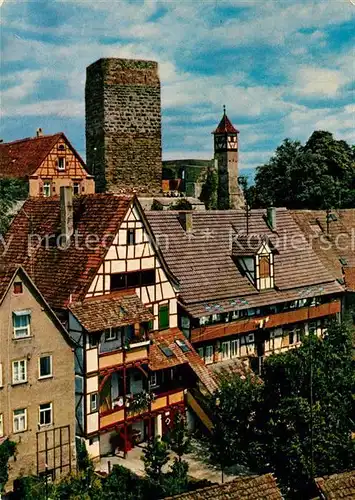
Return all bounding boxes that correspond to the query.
[36,128,43,137]
[267,207,276,231]
[179,212,193,233]
[60,186,74,243]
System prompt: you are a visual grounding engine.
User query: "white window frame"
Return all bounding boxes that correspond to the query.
[231,339,239,358]
[221,341,231,360]
[13,408,27,433]
[39,402,53,426]
[43,181,51,197]
[13,311,31,338]
[39,355,53,379]
[90,393,99,412]
[58,157,66,171]
[0,414,3,437]
[104,328,118,342]
[205,345,214,364]
[12,359,27,384]
[150,372,158,388]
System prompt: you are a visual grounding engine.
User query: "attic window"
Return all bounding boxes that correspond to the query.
[13,282,23,295]
[175,339,190,353]
[159,345,174,358]
[58,144,65,151]
[256,252,274,291]
[58,157,66,171]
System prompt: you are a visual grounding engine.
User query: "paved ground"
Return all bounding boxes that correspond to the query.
[97,440,236,484]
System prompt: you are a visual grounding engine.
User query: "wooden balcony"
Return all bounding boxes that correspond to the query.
[99,388,185,431]
[99,341,150,372]
[191,300,341,343]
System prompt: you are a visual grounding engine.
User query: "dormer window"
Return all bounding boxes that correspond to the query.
[256,252,274,290]
[58,157,66,171]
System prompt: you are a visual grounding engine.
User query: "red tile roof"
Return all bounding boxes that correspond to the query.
[213,113,239,135]
[315,470,355,499]
[69,291,153,332]
[167,474,282,499]
[0,194,133,309]
[146,209,344,316]
[0,134,63,178]
[290,209,355,292]
[149,328,218,393]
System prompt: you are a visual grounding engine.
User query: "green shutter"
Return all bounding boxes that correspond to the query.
[158,304,169,330]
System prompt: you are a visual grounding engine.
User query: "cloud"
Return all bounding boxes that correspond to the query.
[293,66,350,97]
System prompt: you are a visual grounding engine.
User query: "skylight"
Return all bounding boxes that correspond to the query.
[175,339,190,353]
[159,345,174,358]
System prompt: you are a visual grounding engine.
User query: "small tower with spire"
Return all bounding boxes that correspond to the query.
[212,106,245,209]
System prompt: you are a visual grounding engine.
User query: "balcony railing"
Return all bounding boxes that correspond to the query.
[99,388,185,431]
[99,340,150,371]
[191,300,341,343]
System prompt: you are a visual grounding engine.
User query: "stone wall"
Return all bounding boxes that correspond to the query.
[86,58,162,194]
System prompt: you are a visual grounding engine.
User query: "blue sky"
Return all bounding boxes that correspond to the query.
[1,0,354,177]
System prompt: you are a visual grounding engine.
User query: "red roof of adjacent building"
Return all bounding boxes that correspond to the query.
[149,328,218,393]
[0,194,133,309]
[0,132,87,179]
[213,111,239,135]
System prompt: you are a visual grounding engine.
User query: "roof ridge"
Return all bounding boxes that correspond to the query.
[0,133,63,146]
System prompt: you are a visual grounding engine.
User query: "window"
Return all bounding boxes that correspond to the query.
[127,229,135,246]
[43,182,51,197]
[110,270,155,291]
[158,304,169,330]
[197,347,204,359]
[231,339,239,358]
[308,321,317,336]
[12,360,27,384]
[89,334,100,348]
[58,157,66,170]
[150,372,158,388]
[14,282,23,294]
[0,414,3,437]
[39,403,52,426]
[13,311,31,338]
[73,182,80,195]
[90,393,98,412]
[105,328,118,342]
[13,408,27,432]
[221,341,231,360]
[205,345,214,364]
[259,255,270,278]
[39,355,52,379]
[147,307,154,331]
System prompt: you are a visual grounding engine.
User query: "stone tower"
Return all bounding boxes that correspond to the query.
[212,107,245,209]
[85,58,162,194]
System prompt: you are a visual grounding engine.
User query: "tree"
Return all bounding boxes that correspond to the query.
[168,198,193,211]
[251,132,355,209]
[142,436,169,485]
[0,439,16,493]
[206,321,355,497]
[200,166,218,210]
[102,465,144,500]
[0,178,28,234]
[165,412,191,462]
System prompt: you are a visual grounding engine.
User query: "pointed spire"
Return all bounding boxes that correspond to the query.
[213,107,239,134]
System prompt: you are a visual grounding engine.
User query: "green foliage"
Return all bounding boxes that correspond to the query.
[251,132,355,209]
[165,412,191,461]
[101,465,143,500]
[52,470,103,500]
[76,438,93,473]
[168,198,193,211]
[0,439,16,492]
[12,475,52,500]
[151,199,164,210]
[0,178,28,234]
[207,321,355,497]
[142,436,169,485]
[162,458,189,497]
[200,166,218,210]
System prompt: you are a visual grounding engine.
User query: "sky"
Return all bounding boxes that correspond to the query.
[1,0,354,177]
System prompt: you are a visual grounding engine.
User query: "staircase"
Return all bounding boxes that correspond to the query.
[186,390,213,432]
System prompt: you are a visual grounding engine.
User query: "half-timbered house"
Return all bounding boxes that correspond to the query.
[0,130,94,197]
[146,208,344,372]
[1,188,216,459]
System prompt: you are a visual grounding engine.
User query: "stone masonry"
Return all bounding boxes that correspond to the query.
[85,58,162,194]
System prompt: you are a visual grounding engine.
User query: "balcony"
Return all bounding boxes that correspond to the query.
[99,388,185,431]
[99,340,150,371]
[191,300,341,343]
